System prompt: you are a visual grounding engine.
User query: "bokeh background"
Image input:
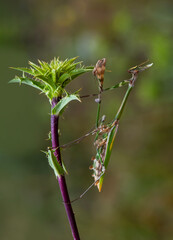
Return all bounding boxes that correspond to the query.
[0,0,173,239]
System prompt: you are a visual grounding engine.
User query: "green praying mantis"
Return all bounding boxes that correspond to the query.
[75,59,153,200]
[89,59,153,193]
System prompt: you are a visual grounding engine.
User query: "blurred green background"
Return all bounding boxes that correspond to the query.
[0,0,173,239]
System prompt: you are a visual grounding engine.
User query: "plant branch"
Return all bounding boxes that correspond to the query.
[51,97,80,240]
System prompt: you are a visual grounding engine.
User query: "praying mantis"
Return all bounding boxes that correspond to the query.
[79,59,153,198]
[89,59,153,193]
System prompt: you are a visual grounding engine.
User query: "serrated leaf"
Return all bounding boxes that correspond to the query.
[35,74,56,89]
[85,66,94,70]
[47,149,64,178]
[29,61,45,74]
[38,60,50,71]
[70,68,93,79]
[10,57,93,101]
[52,94,81,116]
[67,56,78,64]
[66,62,82,72]
[11,67,34,75]
[51,69,56,83]
[10,66,56,90]
[9,76,45,91]
[61,57,79,70]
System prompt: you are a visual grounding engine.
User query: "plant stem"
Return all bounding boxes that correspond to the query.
[51,97,80,240]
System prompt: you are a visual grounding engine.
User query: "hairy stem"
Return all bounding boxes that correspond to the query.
[51,97,80,240]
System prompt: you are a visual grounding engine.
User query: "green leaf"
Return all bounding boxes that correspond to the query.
[59,67,93,88]
[10,66,56,90]
[38,60,50,71]
[47,149,64,178]
[70,68,93,80]
[29,61,45,74]
[35,75,56,89]
[51,69,56,83]
[11,67,34,75]
[66,56,78,64]
[9,76,45,91]
[10,57,93,101]
[58,73,71,84]
[52,94,81,116]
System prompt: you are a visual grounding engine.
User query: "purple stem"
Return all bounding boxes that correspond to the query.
[51,97,80,240]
